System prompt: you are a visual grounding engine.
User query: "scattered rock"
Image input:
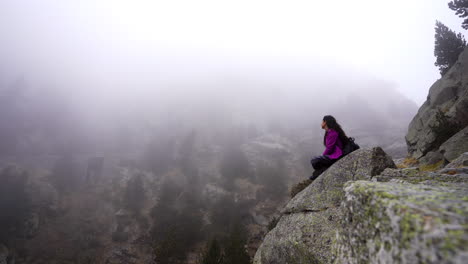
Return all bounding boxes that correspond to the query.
[375,166,468,184]
[374,167,423,182]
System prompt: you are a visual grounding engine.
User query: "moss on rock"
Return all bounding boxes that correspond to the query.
[333,181,468,264]
[419,160,445,172]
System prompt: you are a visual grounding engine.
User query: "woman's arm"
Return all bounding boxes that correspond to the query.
[323,130,338,156]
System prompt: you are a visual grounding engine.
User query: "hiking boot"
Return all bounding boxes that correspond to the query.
[309,170,322,181]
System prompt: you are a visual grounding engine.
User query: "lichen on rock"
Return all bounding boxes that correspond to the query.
[333,180,468,264]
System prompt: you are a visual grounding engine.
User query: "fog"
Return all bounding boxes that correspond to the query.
[1,0,439,171]
[0,64,416,157]
[1,0,465,105]
[0,1,464,263]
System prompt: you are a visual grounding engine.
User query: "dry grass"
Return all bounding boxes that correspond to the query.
[290,179,312,198]
[397,157,419,168]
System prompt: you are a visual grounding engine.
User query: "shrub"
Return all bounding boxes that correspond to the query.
[290,179,312,198]
[267,216,280,231]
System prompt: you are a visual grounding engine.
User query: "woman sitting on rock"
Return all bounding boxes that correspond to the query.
[310,115,349,180]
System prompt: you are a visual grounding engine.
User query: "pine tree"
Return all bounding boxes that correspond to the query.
[434,21,467,75]
[223,225,251,264]
[255,159,287,200]
[179,130,197,175]
[199,239,224,264]
[449,0,468,29]
[124,174,146,213]
[220,146,252,190]
[0,166,31,242]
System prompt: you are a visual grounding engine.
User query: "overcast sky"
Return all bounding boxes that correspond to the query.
[0,0,466,106]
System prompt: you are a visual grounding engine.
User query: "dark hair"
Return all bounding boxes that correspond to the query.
[323,115,349,146]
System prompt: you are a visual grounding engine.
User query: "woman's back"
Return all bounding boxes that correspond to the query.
[323,128,343,160]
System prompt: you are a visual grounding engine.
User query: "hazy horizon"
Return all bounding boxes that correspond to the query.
[1,0,467,106]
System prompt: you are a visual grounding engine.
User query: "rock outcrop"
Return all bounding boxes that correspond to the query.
[406,47,468,160]
[253,148,396,263]
[446,152,468,168]
[334,171,468,263]
[254,148,468,263]
[254,49,468,262]
[439,126,468,162]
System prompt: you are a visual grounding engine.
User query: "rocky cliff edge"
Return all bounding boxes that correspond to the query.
[254,150,468,264]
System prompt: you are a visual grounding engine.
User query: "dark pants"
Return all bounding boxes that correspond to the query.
[310,155,335,180]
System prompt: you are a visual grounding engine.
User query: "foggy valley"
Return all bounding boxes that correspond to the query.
[1,1,467,264]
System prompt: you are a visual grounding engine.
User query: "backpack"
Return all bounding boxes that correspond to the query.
[342,137,360,156]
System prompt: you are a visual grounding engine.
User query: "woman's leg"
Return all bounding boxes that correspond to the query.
[311,155,333,170]
[310,156,334,180]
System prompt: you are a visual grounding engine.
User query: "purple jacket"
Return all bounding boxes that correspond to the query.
[322,129,343,160]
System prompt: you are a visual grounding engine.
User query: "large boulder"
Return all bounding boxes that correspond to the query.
[283,147,395,213]
[406,47,468,159]
[253,147,396,264]
[334,179,468,264]
[446,152,468,168]
[439,125,468,162]
[418,151,447,171]
[375,166,468,184]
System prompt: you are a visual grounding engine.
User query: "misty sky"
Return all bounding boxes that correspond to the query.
[0,0,466,105]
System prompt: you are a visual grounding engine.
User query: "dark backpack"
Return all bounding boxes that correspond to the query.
[342,137,360,156]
